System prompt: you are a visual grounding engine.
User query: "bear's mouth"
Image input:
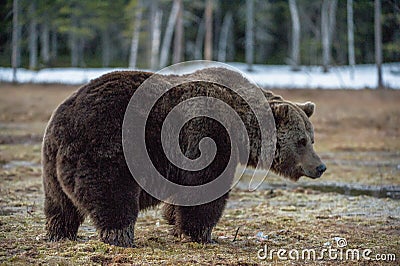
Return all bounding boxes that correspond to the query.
[303,168,324,179]
[273,165,317,182]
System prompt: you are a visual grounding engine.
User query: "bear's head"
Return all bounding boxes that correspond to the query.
[270,101,326,181]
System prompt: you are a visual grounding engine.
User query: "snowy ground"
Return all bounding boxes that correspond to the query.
[0,63,399,89]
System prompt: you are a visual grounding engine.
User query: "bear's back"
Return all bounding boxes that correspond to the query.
[44,71,153,159]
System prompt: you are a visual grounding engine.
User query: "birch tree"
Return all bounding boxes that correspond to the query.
[70,14,79,67]
[375,0,383,88]
[147,0,163,68]
[129,0,143,69]
[246,0,254,71]
[204,0,213,60]
[218,11,232,62]
[11,0,20,82]
[159,0,180,68]
[321,1,329,71]
[347,0,355,79]
[41,22,50,66]
[226,18,235,62]
[194,17,205,60]
[289,0,300,70]
[328,0,337,46]
[150,10,162,69]
[173,0,183,64]
[29,0,38,69]
[321,0,337,72]
[150,0,162,70]
[102,28,111,67]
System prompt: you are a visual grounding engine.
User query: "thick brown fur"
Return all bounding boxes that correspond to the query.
[42,70,325,247]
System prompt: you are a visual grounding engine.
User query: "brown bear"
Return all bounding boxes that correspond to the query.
[42,69,326,247]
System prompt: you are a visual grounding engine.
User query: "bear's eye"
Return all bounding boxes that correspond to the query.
[298,138,307,147]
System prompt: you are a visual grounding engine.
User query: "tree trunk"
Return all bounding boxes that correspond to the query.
[204,0,213,60]
[51,28,57,63]
[218,11,232,62]
[149,0,158,68]
[160,0,179,68]
[29,1,38,70]
[213,1,221,60]
[375,0,383,89]
[159,0,180,68]
[328,0,337,43]
[70,14,79,67]
[321,0,329,72]
[226,18,235,61]
[246,0,254,71]
[150,10,162,69]
[289,0,300,70]
[12,0,20,82]
[321,0,337,72]
[129,0,143,69]
[102,28,111,67]
[347,0,355,79]
[70,34,78,67]
[194,17,205,60]
[41,22,50,66]
[173,0,183,64]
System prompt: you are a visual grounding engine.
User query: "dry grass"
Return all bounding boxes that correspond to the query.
[0,83,399,265]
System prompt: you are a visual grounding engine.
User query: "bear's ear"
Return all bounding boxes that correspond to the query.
[296,101,315,117]
[271,103,289,123]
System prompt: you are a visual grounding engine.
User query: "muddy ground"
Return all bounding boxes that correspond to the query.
[0,83,399,265]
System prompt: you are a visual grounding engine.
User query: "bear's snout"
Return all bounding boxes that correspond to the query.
[302,160,327,179]
[315,163,327,177]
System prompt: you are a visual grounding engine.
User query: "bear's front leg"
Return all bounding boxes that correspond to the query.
[162,203,176,225]
[90,199,139,247]
[99,220,136,247]
[90,201,138,247]
[174,193,229,243]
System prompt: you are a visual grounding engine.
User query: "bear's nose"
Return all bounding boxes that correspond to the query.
[316,164,327,174]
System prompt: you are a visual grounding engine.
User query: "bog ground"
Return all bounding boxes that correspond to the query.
[0,83,399,265]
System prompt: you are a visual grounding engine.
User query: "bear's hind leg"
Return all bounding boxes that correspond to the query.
[44,195,85,241]
[76,175,140,247]
[42,144,84,241]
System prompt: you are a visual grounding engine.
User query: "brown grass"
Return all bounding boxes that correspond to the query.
[0,83,399,265]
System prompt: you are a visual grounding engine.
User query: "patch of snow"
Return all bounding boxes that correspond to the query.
[229,63,400,89]
[0,63,399,89]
